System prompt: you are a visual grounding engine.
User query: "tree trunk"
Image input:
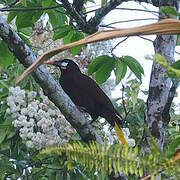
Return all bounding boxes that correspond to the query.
[142,1,179,151]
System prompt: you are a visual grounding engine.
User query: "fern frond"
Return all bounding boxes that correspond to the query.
[40,141,180,178]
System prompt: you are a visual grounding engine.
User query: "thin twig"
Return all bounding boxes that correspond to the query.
[139,35,180,56]
[138,35,154,43]
[85,7,159,15]
[100,18,158,27]
[115,7,158,14]
[111,37,129,54]
[140,3,159,17]
[5,0,19,8]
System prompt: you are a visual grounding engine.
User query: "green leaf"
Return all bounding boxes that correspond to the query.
[7,4,23,23]
[16,12,34,29]
[131,82,140,110]
[114,59,127,85]
[63,30,74,44]
[18,32,32,48]
[0,128,6,144]
[160,6,178,16]
[164,137,180,158]
[42,0,54,7]
[88,55,115,75]
[7,11,18,23]
[165,66,180,79]
[53,25,72,40]
[48,9,67,31]
[123,56,144,81]
[63,30,84,56]
[95,60,115,84]
[0,40,14,68]
[32,11,43,24]
[70,32,84,56]
[171,60,180,70]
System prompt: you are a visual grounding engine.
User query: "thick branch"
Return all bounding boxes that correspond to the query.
[0,16,103,145]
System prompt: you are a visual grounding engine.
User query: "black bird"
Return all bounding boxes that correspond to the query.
[44,59,127,146]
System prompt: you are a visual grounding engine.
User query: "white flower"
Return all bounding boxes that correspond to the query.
[12,120,21,127]
[8,86,74,150]
[27,104,38,117]
[18,115,27,122]
[26,140,34,148]
[127,139,136,147]
[28,91,37,101]
[27,132,34,138]
[21,108,28,115]
[12,112,20,119]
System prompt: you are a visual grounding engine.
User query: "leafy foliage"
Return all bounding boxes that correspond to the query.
[154,54,180,79]
[0,40,14,68]
[160,6,179,16]
[88,55,144,84]
[63,30,84,56]
[41,141,180,179]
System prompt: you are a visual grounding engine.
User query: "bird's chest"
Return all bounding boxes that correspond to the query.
[60,75,76,94]
[59,74,96,113]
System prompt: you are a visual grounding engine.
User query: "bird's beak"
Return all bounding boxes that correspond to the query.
[44,60,55,65]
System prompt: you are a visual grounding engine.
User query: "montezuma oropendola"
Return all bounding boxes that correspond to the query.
[44,59,127,146]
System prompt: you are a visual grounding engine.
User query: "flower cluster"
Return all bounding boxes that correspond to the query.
[7,86,74,150]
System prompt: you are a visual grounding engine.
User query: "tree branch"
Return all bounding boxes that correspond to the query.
[162,80,179,123]
[0,15,103,145]
[60,0,87,31]
[0,5,63,12]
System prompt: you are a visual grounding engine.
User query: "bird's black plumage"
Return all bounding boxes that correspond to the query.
[45,59,127,145]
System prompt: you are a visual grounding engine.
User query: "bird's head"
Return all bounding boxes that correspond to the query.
[44,59,81,73]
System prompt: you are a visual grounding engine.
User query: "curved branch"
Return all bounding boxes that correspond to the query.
[0,16,103,145]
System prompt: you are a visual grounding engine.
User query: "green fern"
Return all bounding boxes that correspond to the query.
[40,141,180,179]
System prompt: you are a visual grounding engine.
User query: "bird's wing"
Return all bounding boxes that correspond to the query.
[78,74,115,111]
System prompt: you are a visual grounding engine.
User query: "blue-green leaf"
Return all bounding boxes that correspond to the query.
[95,61,115,84]
[16,12,34,29]
[114,59,127,85]
[88,55,115,75]
[63,30,84,56]
[69,31,84,56]
[171,60,180,70]
[123,56,144,81]
[48,9,67,34]
[160,6,178,16]
[53,25,72,41]
[0,40,14,68]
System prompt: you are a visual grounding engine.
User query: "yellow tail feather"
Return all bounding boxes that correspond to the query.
[114,122,127,146]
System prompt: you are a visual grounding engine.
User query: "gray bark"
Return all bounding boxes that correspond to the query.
[0,15,103,145]
[144,34,176,150]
